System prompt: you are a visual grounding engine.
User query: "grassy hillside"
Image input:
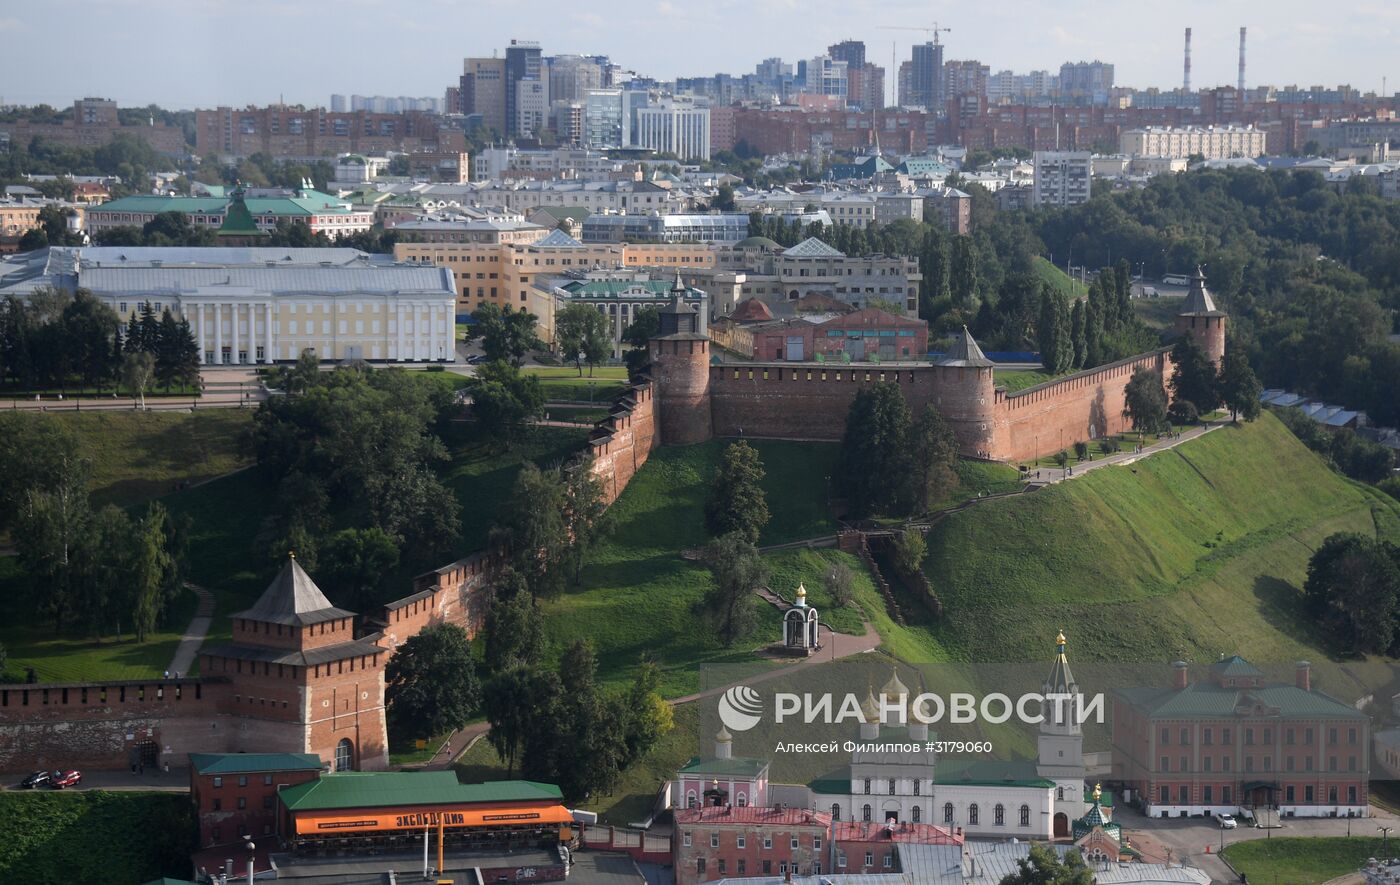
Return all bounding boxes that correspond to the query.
[1032,256,1087,300]
[920,412,1400,664]
[0,791,194,884]
[1222,836,1390,885]
[538,439,839,697]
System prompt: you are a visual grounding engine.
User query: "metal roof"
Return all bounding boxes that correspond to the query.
[278,772,562,812]
[200,638,386,668]
[190,752,323,775]
[676,755,769,778]
[937,326,994,368]
[1115,681,1366,720]
[233,558,354,626]
[782,237,846,259]
[1179,267,1225,317]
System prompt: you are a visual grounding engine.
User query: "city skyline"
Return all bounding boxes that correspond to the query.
[0,0,1394,109]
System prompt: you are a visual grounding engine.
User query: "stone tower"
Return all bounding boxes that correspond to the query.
[650,289,712,446]
[1174,267,1227,367]
[934,326,998,459]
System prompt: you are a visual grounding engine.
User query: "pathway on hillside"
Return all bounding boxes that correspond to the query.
[1022,419,1223,487]
[167,583,215,677]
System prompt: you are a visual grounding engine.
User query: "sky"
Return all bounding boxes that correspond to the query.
[0,0,1394,109]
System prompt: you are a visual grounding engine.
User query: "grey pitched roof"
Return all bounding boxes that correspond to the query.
[1179,267,1225,317]
[532,229,586,248]
[233,557,355,626]
[782,237,845,258]
[937,326,993,367]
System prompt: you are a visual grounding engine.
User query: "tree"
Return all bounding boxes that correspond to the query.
[621,305,660,382]
[467,360,545,449]
[562,463,608,586]
[484,576,545,672]
[384,623,480,743]
[824,560,854,607]
[999,843,1094,885]
[1217,346,1262,422]
[620,660,674,763]
[891,527,926,577]
[1070,299,1087,369]
[1303,533,1400,656]
[551,640,623,801]
[950,235,978,306]
[1123,367,1168,434]
[555,303,612,377]
[320,527,400,611]
[703,532,766,646]
[120,351,155,408]
[712,183,736,211]
[127,503,175,643]
[492,462,569,595]
[18,229,47,252]
[474,304,543,367]
[911,405,960,511]
[704,441,770,544]
[1169,334,1219,414]
[482,663,547,778]
[1167,399,1199,426]
[1037,288,1073,374]
[838,383,915,519]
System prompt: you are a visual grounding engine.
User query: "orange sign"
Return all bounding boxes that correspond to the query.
[294,804,573,836]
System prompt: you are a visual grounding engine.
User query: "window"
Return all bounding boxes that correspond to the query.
[1286,785,1295,803]
[913,781,920,796]
[237,797,246,810]
[238,776,248,787]
[1305,785,1314,802]
[813,837,821,851]
[1019,804,1030,827]
[943,803,954,824]
[791,837,799,850]
[1204,727,1213,745]
[736,836,745,849]
[911,806,920,822]
[1179,785,1189,803]
[862,804,871,822]
[1160,756,1170,772]
[335,739,353,771]
[262,795,273,810]
[837,853,847,868]
[763,836,772,849]
[883,853,894,869]
[1181,728,1190,745]
[1204,786,1213,803]
[710,833,719,849]
[683,833,691,847]
[1222,728,1232,745]
[1246,728,1255,746]
[864,853,873,867]
[212,777,223,788]
[696,859,706,875]
[212,798,222,811]
[863,778,871,795]
[888,779,896,795]
[737,860,746,875]
[1204,756,1213,772]
[831,804,840,820]
[968,804,979,825]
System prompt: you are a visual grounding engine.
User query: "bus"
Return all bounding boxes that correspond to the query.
[1162,273,1189,286]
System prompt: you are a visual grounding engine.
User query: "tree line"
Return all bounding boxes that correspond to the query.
[0,413,190,644]
[0,288,199,395]
[1121,335,1263,435]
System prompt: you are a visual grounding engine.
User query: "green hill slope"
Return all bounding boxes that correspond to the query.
[922,412,1400,663]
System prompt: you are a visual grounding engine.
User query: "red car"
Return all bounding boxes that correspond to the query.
[49,770,81,789]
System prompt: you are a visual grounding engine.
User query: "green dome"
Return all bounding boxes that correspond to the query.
[735,236,781,250]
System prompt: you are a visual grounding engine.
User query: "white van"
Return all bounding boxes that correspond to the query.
[1162,274,1189,286]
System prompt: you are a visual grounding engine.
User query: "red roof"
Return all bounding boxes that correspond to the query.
[73,182,109,195]
[832,821,963,845]
[729,298,775,322]
[674,806,832,828]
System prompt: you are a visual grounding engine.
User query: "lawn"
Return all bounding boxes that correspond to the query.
[51,409,253,507]
[920,412,1400,664]
[1032,256,1088,300]
[1221,836,1389,885]
[995,369,1059,392]
[0,791,195,883]
[1132,293,1190,330]
[525,365,630,403]
[537,438,839,697]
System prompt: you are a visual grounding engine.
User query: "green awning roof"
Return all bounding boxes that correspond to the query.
[279,772,562,812]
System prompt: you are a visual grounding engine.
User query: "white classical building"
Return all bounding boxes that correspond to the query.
[0,246,456,363]
[634,99,712,161]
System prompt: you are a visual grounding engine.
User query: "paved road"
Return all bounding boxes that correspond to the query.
[1114,804,1400,883]
[4,766,190,793]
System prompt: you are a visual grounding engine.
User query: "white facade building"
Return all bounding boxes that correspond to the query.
[1120,125,1267,160]
[1032,151,1092,207]
[634,100,712,161]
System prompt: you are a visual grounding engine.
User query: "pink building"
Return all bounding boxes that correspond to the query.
[674,726,771,810]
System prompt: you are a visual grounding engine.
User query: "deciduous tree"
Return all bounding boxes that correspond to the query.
[1123,367,1168,434]
[703,532,766,647]
[385,623,480,743]
[1217,346,1262,422]
[704,441,770,544]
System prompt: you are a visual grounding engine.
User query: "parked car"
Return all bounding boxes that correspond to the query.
[49,770,82,789]
[1218,813,1238,829]
[20,770,50,789]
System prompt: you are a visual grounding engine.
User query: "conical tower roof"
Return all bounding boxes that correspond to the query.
[937,326,994,367]
[1179,266,1224,317]
[881,668,909,699]
[1044,629,1077,693]
[859,686,881,724]
[233,556,355,626]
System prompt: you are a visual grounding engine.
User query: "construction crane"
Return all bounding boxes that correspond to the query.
[878,22,951,46]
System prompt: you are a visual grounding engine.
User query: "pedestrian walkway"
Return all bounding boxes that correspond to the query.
[167,583,215,676]
[1023,421,1221,487]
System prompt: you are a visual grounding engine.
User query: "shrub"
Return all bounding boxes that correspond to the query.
[1073,441,1089,461]
[1168,399,1200,426]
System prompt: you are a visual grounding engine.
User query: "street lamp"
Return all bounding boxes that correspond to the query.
[244,839,256,885]
[1381,825,1393,857]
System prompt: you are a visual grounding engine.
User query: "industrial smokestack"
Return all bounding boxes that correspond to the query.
[1238,27,1247,96]
[1183,28,1192,93]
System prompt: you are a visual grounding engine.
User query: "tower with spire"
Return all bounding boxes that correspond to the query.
[934,325,998,459]
[1037,629,1088,822]
[1174,266,1227,367]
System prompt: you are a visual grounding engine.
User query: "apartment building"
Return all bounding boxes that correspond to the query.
[1032,151,1092,207]
[1119,125,1267,159]
[194,106,461,161]
[634,100,712,161]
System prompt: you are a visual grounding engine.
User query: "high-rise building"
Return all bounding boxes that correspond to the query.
[910,42,945,110]
[943,60,990,100]
[460,57,507,133]
[634,99,711,160]
[798,56,848,101]
[1058,61,1114,105]
[827,40,866,69]
[514,78,549,139]
[547,55,604,104]
[583,88,653,150]
[330,94,348,112]
[846,64,885,111]
[1032,151,1092,207]
[505,40,543,137]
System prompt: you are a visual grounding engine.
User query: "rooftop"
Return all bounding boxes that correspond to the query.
[279,771,563,812]
[677,755,770,778]
[233,557,355,627]
[189,752,324,775]
[674,806,831,827]
[936,326,994,368]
